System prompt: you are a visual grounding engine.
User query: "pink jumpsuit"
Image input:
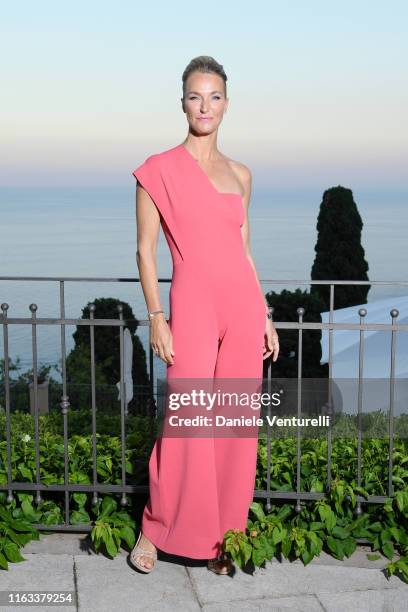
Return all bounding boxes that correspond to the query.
[132,143,267,559]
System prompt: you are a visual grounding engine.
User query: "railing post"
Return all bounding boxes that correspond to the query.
[388,308,399,498]
[264,306,274,513]
[295,306,305,513]
[118,304,128,508]
[326,283,335,494]
[89,304,99,507]
[355,307,367,516]
[59,280,71,524]
[29,303,42,506]
[1,303,14,504]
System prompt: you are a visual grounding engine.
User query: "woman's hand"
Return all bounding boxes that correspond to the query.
[263,319,279,362]
[150,315,175,365]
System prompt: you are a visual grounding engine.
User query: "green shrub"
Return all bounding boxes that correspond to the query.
[1,409,408,583]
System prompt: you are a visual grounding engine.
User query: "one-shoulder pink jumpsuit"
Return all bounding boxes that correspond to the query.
[132,143,267,559]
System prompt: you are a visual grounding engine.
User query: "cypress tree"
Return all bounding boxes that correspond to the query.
[310,186,370,310]
[69,297,153,415]
[264,288,328,379]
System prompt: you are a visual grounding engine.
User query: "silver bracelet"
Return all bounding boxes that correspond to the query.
[148,309,165,320]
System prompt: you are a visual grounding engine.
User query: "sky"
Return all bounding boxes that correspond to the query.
[1,0,407,191]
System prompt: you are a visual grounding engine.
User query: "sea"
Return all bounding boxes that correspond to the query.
[0,185,407,383]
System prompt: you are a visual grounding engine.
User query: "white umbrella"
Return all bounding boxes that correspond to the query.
[320,295,408,414]
[116,327,134,415]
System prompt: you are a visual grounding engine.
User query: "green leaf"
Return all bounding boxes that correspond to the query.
[310,479,324,493]
[342,537,357,557]
[367,553,381,561]
[326,537,344,560]
[249,502,265,522]
[308,532,323,556]
[390,559,408,579]
[282,472,293,484]
[18,465,33,480]
[252,546,267,566]
[276,504,293,522]
[21,499,41,521]
[9,520,35,532]
[354,486,369,498]
[240,541,252,566]
[382,541,394,560]
[380,529,392,546]
[332,526,349,540]
[272,526,283,545]
[3,541,25,563]
[111,527,122,549]
[21,499,34,516]
[105,535,118,558]
[318,504,336,532]
[309,522,324,531]
[3,528,26,547]
[0,506,13,522]
[71,471,91,485]
[72,493,87,508]
[119,525,135,549]
[389,527,402,543]
[396,491,405,513]
[232,548,245,569]
[99,496,116,518]
[353,528,372,539]
[70,509,90,524]
[281,537,291,558]
[259,533,275,560]
[368,522,382,533]
[0,552,8,570]
[301,549,314,565]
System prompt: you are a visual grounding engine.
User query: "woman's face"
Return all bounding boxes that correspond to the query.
[182,71,228,134]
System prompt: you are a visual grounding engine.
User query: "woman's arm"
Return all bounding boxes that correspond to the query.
[135,184,175,364]
[235,163,280,362]
[237,165,268,312]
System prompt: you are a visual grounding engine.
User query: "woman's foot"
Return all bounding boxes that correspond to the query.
[207,555,234,575]
[130,531,157,571]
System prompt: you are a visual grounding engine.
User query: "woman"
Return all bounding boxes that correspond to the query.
[130,56,279,574]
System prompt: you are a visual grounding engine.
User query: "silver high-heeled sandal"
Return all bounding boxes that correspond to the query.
[130,531,157,573]
[207,555,233,575]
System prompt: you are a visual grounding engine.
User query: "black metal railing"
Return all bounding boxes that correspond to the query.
[0,276,407,535]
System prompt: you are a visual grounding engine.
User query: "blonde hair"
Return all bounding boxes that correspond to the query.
[182,55,227,98]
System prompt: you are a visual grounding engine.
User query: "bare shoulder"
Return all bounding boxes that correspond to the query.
[224,155,252,186]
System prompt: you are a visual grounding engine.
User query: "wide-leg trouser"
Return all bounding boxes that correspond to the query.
[141,261,266,559]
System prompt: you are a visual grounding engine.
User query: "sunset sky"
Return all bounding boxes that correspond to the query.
[1,0,407,190]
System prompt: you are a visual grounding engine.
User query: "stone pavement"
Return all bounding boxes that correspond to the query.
[0,533,407,611]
